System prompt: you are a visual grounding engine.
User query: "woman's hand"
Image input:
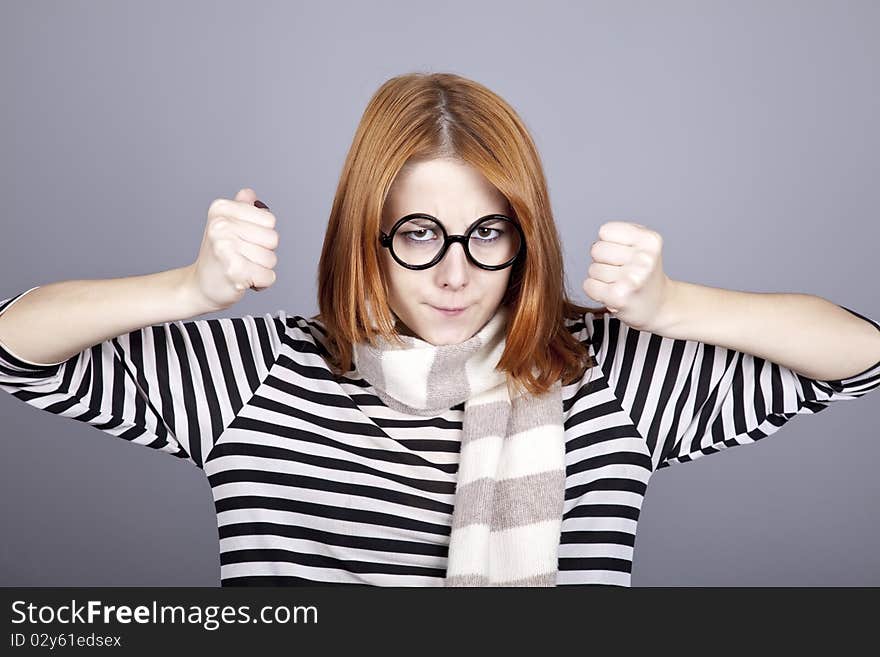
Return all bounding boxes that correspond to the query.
[582,220,677,332]
[185,188,280,314]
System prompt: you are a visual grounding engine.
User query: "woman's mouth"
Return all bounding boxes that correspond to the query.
[429,305,468,317]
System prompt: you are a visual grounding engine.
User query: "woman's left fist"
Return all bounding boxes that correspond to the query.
[582,221,675,332]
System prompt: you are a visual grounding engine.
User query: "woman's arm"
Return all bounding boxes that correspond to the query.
[0,266,207,366]
[653,280,880,381]
[583,220,880,381]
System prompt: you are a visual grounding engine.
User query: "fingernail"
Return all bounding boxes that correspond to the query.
[254,199,269,209]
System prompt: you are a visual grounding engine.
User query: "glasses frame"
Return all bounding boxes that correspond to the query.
[379,212,526,271]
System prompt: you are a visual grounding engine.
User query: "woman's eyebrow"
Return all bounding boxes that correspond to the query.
[394,212,510,231]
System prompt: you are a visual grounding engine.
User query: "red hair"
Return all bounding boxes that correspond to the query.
[313,71,608,396]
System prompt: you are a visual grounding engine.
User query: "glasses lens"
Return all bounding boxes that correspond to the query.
[391,216,521,268]
[468,217,521,267]
[392,216,445,267]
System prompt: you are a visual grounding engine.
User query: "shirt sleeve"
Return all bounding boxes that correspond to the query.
[0,285,287,470]
[585,304,880,472]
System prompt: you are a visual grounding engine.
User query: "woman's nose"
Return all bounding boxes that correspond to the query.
[434,241,471,283]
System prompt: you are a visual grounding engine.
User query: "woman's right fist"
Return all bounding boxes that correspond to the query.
[186,188,280,313]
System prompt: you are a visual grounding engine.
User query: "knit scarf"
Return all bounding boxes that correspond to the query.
[352,303,566,586]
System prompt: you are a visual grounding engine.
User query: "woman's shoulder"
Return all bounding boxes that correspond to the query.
[563,306,609,345]
[243,309,322,333]
[265,310,328,349]
[282,311,325,336]
[227,309,329,359]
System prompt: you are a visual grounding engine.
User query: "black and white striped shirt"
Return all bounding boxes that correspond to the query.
[2,285,879,586]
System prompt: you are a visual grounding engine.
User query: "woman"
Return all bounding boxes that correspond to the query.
[1,72,879,586]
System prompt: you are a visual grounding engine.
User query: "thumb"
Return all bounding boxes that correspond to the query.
[234,187,258,204]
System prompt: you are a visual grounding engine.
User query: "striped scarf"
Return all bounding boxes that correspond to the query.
[352,304,566,586]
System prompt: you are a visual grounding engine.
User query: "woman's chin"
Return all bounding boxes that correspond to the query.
[395,307,484,345]
[418,325,474,346]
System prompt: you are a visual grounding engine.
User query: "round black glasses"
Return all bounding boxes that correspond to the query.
[379,213,526,271]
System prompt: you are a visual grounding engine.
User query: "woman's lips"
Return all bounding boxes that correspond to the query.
[430,305,468,316]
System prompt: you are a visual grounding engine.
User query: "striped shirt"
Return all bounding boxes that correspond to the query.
[2,285,879,586]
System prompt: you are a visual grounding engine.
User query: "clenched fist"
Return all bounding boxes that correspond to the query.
[582,221,675,332]
[185,188,280,314]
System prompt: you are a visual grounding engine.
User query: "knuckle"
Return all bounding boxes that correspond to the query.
[211,237,230,258]
[635,250,653,266]
[208,198,228,217]
[226,257,243,280]
[209,216,230,235]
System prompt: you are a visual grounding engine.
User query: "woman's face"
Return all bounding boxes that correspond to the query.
[379,157,514,346]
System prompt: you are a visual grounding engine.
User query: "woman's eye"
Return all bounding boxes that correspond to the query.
[475,227,500,240]
[404,229,435,241]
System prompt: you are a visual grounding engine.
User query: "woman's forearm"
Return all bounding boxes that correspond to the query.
[656,279,880,381]
[0,266,207,366]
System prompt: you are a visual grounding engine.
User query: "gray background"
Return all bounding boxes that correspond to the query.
[1,0,878,586]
